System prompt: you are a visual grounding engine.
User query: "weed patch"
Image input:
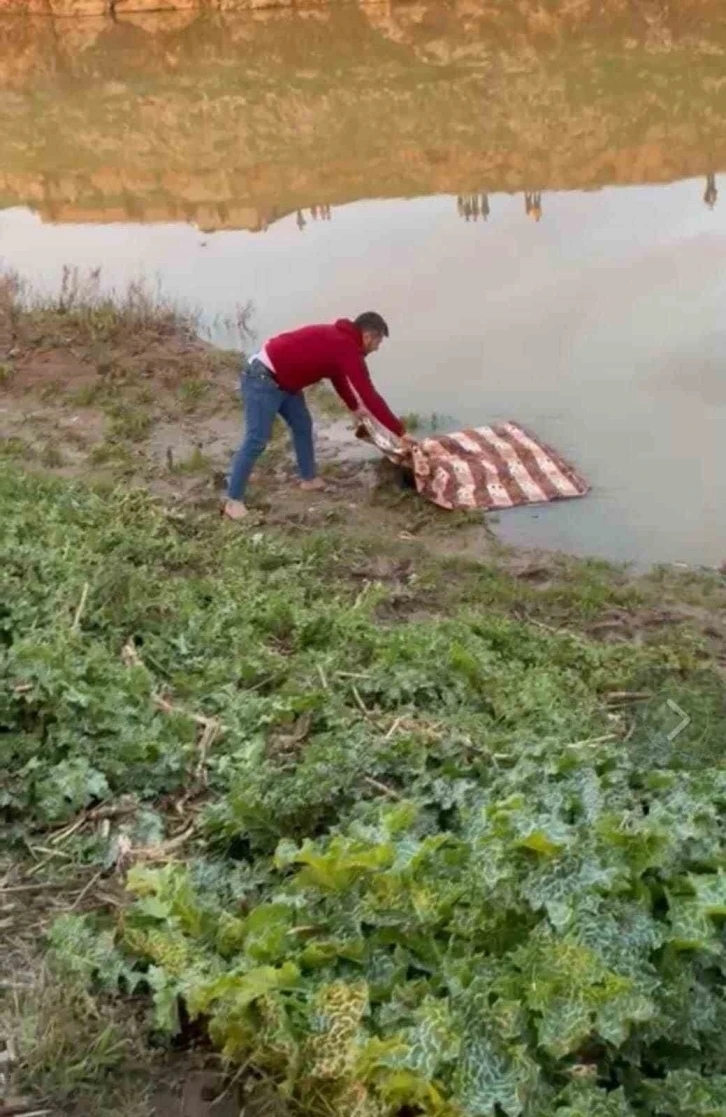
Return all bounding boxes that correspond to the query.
[0,939,156,1117]
[2,466,725,1115]
[40,442,65,468]
[0,435,33,460]
[0,266,244,429]
[106,406,154,443]
[172,447,214,475]
[86,440,137,469]
[178,377,212,408]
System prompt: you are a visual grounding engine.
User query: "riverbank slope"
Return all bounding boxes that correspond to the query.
[2,278,726,1117]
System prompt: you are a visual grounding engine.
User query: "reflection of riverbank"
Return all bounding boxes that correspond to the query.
[4,3,726,227]
[3,0,726,34]
[5,176,720,238]
[4,161,726,237]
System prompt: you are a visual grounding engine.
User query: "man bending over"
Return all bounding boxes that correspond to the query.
[224,311,405,519]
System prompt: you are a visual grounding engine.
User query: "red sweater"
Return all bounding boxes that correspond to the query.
[265,319,404,437]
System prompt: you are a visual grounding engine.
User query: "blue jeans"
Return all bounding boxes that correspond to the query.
[227,360,315,500]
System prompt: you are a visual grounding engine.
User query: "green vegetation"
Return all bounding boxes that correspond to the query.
[177,377,212,408]
[403,412,423,433]
[4,965,155,1116]
[403,413,446,436]
[106,402,155,443]
[13,265,201,347]
[2,464,726,1116]
[86,439,137,470]
[39,442,66,468]
[171,446,214,474]
[0,268,243,498]
[0,435,33,460]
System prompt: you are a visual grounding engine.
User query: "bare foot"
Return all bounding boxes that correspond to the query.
[223,499,249,521]
[300,477,326,492]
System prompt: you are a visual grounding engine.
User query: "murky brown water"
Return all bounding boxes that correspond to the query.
[1,1,725,567]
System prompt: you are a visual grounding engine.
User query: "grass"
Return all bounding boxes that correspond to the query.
[1,266,252,357]
[7,265,201,348]
[402,412,447,435]
[69,382,110,407]
[40,442,65,468]
[2,964,154,1117]
[171,446,214,474]
[1,462,725,1113]
[177,376,212,408]
[38,377,64,402]
[2,269,725,1114]
[106,402,154,442]
[0,266,244,389]
[86,439,137,468]
[0,435,34,459]
[0,267,244,478]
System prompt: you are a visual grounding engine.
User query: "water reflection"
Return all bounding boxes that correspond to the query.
[2,2,726,566]
[295,206,333,232]
[524,193,543,223]
[457,195,490,223]
[4,2,726,229]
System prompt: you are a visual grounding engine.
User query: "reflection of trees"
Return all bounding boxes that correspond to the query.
[456,194,490,221]
[455,191,546,225]
[454,191,548,225]
[297,204,332,229]
[452,177,726,226]
[525,191,542,221]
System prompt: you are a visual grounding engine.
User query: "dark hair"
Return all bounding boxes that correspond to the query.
[354,311,389,338]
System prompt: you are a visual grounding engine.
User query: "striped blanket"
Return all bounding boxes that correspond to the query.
[358,417,589,512]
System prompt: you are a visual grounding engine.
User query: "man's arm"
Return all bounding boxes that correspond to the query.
[331,356,405,437]
[329,371,360,414]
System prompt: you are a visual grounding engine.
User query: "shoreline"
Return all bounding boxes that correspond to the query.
[0,270,722,579]
[1,268,723,577]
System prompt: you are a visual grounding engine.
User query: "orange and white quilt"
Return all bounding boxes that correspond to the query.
[358,417,589,512]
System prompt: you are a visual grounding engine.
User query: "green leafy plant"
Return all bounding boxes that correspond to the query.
[2,466,725,1116]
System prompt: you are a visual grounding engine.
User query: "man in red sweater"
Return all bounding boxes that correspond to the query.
[224,311,406,519]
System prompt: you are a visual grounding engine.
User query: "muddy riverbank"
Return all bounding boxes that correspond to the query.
[3,275,726,1117]
[1,272,724,656]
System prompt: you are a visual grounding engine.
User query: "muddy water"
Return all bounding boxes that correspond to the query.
[1,2,725,567]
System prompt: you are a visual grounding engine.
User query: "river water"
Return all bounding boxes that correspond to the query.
[1,2,724,567]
